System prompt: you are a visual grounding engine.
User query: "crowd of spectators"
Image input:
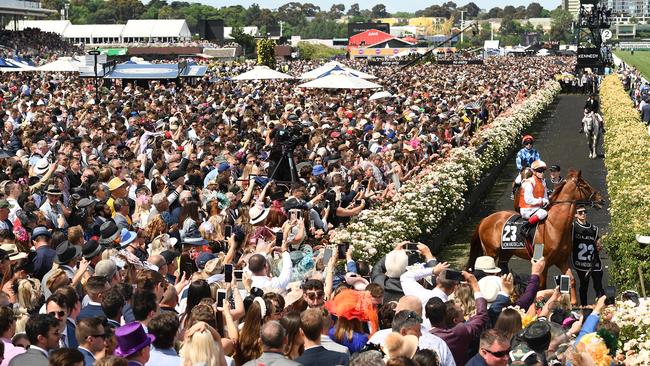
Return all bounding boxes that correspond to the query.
[0,30,625,366]
[0,28,82,65]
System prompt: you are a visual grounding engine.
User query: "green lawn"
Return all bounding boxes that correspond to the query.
[615,50,650,79]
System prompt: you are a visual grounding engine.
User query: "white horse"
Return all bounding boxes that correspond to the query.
[582,111,602,159]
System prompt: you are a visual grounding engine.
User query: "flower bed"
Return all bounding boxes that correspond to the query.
[613,300,650,364]
[332,80,562,262]
[600,75,650,290]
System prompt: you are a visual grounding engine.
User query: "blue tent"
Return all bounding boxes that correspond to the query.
[0,58,18,68]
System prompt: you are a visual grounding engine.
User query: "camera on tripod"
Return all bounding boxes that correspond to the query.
[274,125,308,149]
[269,125,308,183]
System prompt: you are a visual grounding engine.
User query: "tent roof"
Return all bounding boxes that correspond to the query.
[122,19,191,38]
[224,27,258,39]
[297,71,382,89]
[348,29,393,47]
[232,65,293,80]
[299,61,376,80]
[63,24,125,38]
[37,57,82,72]
[6,20,70,34]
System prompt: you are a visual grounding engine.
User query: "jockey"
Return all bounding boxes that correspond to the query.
[511,135,541,200]
[520,160,549,232]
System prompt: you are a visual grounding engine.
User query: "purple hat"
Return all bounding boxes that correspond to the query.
[114,322,155,358]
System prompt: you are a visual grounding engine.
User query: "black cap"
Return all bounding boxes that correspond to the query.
[82,239,103,259]
[160,250,180,265]
[168,169,186,182]
[549,165,560,172]
[522,320,551,352]
[55,241,81,264]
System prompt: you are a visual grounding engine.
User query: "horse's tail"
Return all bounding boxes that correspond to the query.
[466,225,484,270]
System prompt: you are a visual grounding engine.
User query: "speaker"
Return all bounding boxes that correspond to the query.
[198,19,224,44]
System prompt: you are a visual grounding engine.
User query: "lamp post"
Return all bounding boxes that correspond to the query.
[460,10,466,44]
[88,49,100,103]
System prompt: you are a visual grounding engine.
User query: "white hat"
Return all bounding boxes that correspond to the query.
[385,250,408,278]
[345,272,369,291]
[33,158,51,176]
[473,256,501,274]
[249,204,270,225]
[478,275,502,302]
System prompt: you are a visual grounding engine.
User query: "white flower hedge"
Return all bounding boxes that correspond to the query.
[331,80,562,262]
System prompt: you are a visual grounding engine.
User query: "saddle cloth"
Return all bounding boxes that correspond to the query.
[500,214,538,251]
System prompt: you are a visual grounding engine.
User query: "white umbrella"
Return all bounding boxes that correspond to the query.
[232,65,293,80]
[299,61,376,79]
[369,91,393,100]
[297,71,381,89]
[0,60,37,72]
[36,57,81,72]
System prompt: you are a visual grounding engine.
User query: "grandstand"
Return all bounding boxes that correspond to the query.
[0,0,55,21]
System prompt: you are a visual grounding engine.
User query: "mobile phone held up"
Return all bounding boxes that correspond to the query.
[560,275,570,294]
[224,264,233,283]
[532,243,544,262]
[323,248,333,265]
[216,289,227,308]
[337,243,349,260]
[445,269,464,282]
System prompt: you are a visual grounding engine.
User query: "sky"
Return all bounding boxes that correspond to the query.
[200,0,563,13]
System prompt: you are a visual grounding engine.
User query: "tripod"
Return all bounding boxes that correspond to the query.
[269,143,298,183]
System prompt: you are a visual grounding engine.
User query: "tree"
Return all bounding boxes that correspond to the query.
[502,5,516,17]
[499,15,520,36]
[460,2,480,18]
[371,4,389,18]
[230,26,255,55]
[257,38,276,69]
[486,7,502,18]
[526,3,544,18]
[329,3,345,19]
[549,8,573,42]
[347,3,360,16]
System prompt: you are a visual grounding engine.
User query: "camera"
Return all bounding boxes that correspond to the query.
[274,125,308,149]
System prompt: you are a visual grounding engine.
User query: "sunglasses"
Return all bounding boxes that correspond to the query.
[48,311,66,318]
[577,211,587,215]
[483,348,510,358]
[306,291,324,300]
[534,168,546,173]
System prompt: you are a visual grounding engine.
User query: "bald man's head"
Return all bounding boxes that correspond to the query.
[396,295,423,317]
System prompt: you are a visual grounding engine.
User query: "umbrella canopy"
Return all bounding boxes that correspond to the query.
[297,71,381,89]
[0,58,37,72]
[369,91,393,100]
[232,65,294,81]
[299,61,376,80]
[36,57,82,72]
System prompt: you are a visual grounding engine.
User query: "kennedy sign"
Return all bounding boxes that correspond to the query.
[577,47,601,67]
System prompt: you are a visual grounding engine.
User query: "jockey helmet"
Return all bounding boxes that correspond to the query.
[531,160,547,171]
[522,135,534,144]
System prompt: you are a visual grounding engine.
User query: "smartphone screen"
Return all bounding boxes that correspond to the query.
[560,275,570,293]
[533,243,544,262]
[323,248,332,264]
[216,290,227,308]
[234,270,243,281]
[224,264,233,283]
[296,210,302,220]
[337,243,349,260]
[275,231,283,246]
[405,243,418,252]
[224,225,232,237]
[445,269,464,282]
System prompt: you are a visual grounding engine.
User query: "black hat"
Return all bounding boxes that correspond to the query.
[549,165,560,172]
[82,239,103,259]
[181,226,207,246]
[99,220,120,245]
[77,198,95,209]
[55,241,82,264]
[168,169,186,182]
[522,320,551,352]
[160,250,180,265]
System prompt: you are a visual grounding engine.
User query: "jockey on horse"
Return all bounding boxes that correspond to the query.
[519,160,549,237]
[511,135,541,200]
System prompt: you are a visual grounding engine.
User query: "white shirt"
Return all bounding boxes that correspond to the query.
[400,267,449,312]
[250,251,293,290]
[369,326,456,366]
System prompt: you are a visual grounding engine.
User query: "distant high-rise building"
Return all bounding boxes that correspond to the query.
[607,0,650,17]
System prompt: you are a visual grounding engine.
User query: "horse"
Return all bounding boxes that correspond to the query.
[582,112,602,159]
[466,169,603,288]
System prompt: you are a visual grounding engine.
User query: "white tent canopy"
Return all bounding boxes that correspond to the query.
[37,57,82,72]
[299,61,376,80]
[297,71,381,89]
[369,91,393,100]
[122,19,191,40]
[232,66,293,81]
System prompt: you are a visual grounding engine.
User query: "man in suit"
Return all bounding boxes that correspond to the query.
[77,276,110,321]
[76,317,106,366]
[46,293,75,349]
[296,309,349,366]
[42,241,81,298]
[9,314,60,366]
[243,321,302,366]
[112,198,132,230]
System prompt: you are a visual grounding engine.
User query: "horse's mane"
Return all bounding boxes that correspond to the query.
[549,169,580,202]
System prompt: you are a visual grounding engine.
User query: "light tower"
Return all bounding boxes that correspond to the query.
[575,0,613,73]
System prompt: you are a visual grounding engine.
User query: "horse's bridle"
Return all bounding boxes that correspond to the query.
[549,179,604,208]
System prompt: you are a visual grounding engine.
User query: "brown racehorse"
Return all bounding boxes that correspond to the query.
[466,169,603,288]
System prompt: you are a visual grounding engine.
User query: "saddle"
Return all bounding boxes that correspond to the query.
[500,214,538,257]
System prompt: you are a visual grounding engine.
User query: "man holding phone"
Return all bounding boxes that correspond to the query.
[571,205,604,305]
[399,243,452,305]
[247,234,293,290]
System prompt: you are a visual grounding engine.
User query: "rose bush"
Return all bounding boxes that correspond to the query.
[600,75,650,290]
[613,301,650,365]
[332,80,562,262]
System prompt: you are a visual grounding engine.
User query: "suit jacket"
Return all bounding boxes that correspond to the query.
[79,347,96,366]
[77,303,105,321]
[242,352,303,366]
[113,212,130,231]
[8,348,48,366]
[296,346,348,366]
[66,319,79,349]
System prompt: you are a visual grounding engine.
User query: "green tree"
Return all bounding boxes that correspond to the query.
[371,4,389,18]
[328,4,345,19]
[109,0,145,23]
[347,3,360,16]
[549,8,573,42]
[460,2,480,17]
[499,15,520,35]
[231,26,255,56]
[526,2,544,18]
[257,38,276,68]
